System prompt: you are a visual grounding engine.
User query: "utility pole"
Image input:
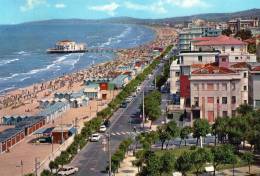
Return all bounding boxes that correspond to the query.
[107,131,112,176]
[34,157,40,176]
[142,90,145,129]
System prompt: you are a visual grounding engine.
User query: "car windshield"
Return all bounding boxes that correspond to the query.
[92,134,99,137]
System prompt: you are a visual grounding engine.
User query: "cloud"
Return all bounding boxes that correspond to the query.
[124,1,167,14]
[163,0,209,8]
[88,2,120,16]
[20,0,46,12]
[55,3,66,9]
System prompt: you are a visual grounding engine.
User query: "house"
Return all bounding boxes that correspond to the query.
[190,64,250,123]
[191,35,257,63]
[228,18,259,33]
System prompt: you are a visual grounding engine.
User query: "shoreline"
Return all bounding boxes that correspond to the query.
[0,25,155,95]
[0,26,177,116]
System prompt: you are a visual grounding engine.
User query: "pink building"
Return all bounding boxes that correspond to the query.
[190,63,250,123]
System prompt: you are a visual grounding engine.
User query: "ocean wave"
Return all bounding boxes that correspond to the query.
[16,51,31,55]
[100,26,132,47]
[19,76,31,82]
[0,86,16,94]
[0,58,19,66]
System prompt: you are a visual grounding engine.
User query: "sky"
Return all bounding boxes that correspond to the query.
[0,0,260,24]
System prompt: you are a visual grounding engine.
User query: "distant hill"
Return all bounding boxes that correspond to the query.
[21,8,260,26]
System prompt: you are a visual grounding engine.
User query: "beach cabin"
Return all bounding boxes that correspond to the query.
[37,102,70,123]
[51,125,76,144]
[0,116,46,154]
[109,74,129,89]
[83,83,101,99]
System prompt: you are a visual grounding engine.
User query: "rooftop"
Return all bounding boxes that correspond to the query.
[193,35,245,46]
[230,62,251,69]
[192,64,236,75]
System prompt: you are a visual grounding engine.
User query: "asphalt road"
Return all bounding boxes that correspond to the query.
[70,61,164,176]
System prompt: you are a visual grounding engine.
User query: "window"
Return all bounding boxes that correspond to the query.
[201,83,205,90]
[175,72,180,77]
[207,97,214,103]
[216,83,219,90]
[222,46,225,52]
[223,111,228,117]
[207,83,214,90]
[232,96,236,104]
[235,56,239,60]
[194,97,199,106]
[231,46,234,52]
[198,56,202,62]
[255,100,260,107]
[244,72,247,78]
[222,97,227,104]
[193,83,199,91]
[222,83,227,91]
[181,56,184,64]
[244,86,247,91]
[217,97,220,104]
[231,83,236,90]
[208,111,214,122]
[222,58,227,62]
[244,100,247,104]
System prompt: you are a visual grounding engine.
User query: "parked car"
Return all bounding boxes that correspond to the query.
[90,133,101,142]
[103,119,111,127]
[120,102,128,108]
[57,166,78,176]
[99,125,107,132]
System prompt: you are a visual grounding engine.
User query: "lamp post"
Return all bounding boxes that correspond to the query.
[16,160,23,176]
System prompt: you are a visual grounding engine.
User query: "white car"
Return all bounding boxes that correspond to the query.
[57,166,78,176]
[99,125,107,132]
[90,133,101,142]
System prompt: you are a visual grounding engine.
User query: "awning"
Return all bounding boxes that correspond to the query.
[69,127,77,135]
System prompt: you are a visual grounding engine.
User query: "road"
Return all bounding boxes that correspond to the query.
[70,61,165,176]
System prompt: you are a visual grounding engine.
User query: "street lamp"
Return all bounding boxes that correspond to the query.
[16,160,23,176]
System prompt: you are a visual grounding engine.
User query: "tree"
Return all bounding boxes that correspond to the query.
[175,152,192,176]
[212,117,229,144]
[180,126,192,147]
[160,151,175,174]
[40,170,52,176]
[141,152,162,176]
[193,119,211,147]
[148,104,161,128]
[49,161,58,174]
[227,116,249,150]
[237,104,253,116]
[222,28,232,36]
[235,29,252,40]
[166,121,180,148]
[242,152,254,174]
[191,148,212,176]
[211,144,235,176]
[157,125,171,150]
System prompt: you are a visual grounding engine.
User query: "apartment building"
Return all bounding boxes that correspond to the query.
[228,18,259,33]
[178,25,221,51]
[191,35,257,63]
[190,64,250,123]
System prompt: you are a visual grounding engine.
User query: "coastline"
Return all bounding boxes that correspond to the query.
[0,26,177,117]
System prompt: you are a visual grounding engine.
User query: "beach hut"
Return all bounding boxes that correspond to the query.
[83,83,101,99]
[109,74,129,89]
[51,124,76,144]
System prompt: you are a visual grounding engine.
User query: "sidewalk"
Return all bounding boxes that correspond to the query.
[117,151,138,176]
[219,165,260,176]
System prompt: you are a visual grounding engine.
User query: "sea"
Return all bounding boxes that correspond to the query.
[0,23,155,94]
